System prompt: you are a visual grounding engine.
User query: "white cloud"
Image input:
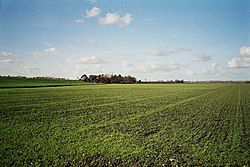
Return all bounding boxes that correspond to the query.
[202,62,219,74]
[98,13,133,27]
[0,59,21,64]
[45,47,57,53]
[0,51,12,57]
[194,53,212,61]
[121,61,134,68]
[186,63,219,76]
[239,46,250,57]
[228,58,250,68]
[73,19,85,23]
[24,66,39,72]
[211,62,218,73]
[177,46,192,53]
[148,46,192,56]
[33,47,59,56]
[0,59,14,64]
[85,7,101,18]
[148,49,171,57]
[228,46,250,68]
[139,62,180,72]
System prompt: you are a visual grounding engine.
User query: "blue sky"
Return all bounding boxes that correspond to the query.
[0,0,249,81]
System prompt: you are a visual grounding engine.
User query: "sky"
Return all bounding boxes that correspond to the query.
[0,0,250,81]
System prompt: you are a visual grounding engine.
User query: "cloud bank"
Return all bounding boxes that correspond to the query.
[0,51,12,57]
[228,46,250,68]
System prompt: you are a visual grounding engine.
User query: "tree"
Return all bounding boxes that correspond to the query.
[124,75,136,83]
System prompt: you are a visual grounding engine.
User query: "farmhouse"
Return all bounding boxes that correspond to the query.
[80,74,89,82]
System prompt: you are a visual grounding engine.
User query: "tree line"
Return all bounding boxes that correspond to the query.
[79,74,137,84]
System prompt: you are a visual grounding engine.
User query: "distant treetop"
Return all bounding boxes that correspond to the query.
[79,74,137,84]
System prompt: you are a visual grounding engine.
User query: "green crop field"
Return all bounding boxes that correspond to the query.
[0,83,249,166]
[0,76,85,88]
